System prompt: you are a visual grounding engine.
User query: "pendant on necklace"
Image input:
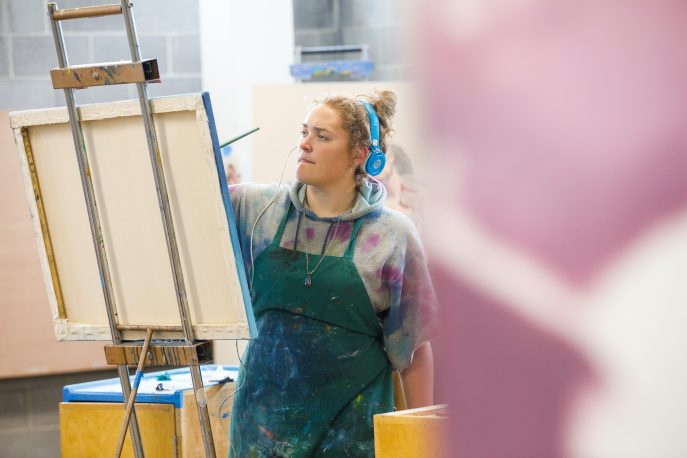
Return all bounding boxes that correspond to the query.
[304,277,312,287]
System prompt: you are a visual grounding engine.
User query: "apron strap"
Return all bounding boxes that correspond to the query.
[271,202,293,247]
[344,217,365,259]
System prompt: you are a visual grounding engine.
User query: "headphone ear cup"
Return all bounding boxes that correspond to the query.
[365,149,386,176]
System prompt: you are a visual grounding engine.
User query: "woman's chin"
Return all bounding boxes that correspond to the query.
[296,167,314,185]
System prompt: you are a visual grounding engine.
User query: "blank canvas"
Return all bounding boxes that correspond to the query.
[10,93,254,342]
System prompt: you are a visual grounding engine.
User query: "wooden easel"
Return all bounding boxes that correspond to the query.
[47,2,217,456]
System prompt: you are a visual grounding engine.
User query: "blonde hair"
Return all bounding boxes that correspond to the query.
[320,90,397,185]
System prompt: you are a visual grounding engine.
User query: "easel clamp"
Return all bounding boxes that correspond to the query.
[105,341,214,367]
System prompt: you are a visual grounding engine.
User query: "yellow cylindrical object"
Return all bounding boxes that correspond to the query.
[51,4,122,21]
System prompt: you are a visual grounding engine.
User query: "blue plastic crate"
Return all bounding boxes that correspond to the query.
[63,365,239,408]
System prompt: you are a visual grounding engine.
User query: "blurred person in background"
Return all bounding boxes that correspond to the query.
[377,143,423,227]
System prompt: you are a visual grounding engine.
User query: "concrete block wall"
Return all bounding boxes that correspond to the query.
[293,0,413,81]
[0,0,201,111]
[0,370,117,458]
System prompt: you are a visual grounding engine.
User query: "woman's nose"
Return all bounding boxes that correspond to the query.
[299,135,311,151]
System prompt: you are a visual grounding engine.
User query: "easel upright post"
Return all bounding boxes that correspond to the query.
[46,4,145,458]
[119,2,217,456]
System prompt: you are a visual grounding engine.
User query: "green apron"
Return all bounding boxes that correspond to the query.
[229,204,393,457]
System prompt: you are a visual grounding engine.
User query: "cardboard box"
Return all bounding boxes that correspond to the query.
[60,365,237,457]
[374,404,448,458]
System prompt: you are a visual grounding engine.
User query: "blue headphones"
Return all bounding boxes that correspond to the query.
[359,100,386,176]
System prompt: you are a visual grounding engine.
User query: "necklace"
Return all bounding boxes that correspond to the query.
[303,217,340,287]
[302,194,341,287]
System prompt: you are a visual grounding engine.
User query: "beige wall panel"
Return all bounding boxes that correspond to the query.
[252,82,422,183]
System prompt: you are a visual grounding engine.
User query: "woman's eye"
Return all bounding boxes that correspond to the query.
[319,134,328,141]
[300,130,307,137]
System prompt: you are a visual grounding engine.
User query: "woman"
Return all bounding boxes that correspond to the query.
[228,90,437,457]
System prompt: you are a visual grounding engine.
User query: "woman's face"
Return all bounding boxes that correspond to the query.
[296,104,362,188]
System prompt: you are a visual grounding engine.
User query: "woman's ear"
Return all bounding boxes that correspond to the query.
[353,145,368,168]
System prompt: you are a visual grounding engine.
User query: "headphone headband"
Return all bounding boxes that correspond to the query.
[358,100,386,176]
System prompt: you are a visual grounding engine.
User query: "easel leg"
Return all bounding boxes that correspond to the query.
[114,329,154,458]
[190,364,217,457]
[117,366,145,457]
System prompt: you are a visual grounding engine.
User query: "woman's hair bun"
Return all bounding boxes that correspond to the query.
[372,90,397,126]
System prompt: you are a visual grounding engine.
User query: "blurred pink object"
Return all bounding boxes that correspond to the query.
[419,0,687,456]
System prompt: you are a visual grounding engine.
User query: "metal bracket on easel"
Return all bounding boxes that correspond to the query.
[47,2,217,457]
[105,340,214,367]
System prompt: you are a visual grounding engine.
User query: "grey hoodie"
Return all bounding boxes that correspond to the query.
[289,178,387,222]
[229,178,437,370]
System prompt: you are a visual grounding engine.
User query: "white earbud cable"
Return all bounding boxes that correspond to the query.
[248,146,298,288]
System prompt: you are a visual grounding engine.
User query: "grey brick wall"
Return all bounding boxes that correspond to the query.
[293,0,412,81]
[0,370,117,458]
[0,0,202,111]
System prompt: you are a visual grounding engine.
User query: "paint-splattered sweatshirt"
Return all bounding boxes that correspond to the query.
[229,178,437,370]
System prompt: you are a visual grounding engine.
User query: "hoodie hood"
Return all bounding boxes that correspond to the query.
[289,178,387,221]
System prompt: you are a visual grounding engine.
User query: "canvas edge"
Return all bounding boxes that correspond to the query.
[8,93,205,128]
[12,126,67,341]
[199,91,257,339]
